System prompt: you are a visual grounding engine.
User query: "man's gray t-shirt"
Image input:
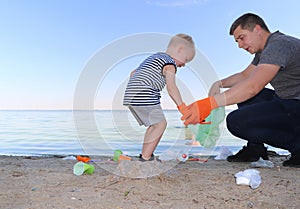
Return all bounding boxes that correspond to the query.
[252,31,300,100]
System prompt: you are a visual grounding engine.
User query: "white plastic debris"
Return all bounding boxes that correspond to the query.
[250,157,274,168]
[62,156,77,160]
[235,169,261,189]
[214,146,233,160]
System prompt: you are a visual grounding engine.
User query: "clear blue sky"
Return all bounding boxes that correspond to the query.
[1,0,300,110]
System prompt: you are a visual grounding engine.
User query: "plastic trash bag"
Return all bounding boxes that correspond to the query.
[188,107,225,147]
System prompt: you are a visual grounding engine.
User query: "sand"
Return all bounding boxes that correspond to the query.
[1,154,299,209]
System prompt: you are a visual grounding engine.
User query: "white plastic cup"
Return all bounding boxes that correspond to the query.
[73,162,95,175]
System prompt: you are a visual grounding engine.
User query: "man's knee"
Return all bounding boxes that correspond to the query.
[226,110,244,136]
[238,88,275,108]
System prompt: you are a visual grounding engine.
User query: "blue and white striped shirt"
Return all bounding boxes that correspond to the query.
[123,52,176,106]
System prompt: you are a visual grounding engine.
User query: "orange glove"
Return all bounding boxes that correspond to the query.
[177,103,189,116]
[181,96,218,126]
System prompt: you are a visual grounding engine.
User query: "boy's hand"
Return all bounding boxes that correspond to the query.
[181,96,218,126]
[177,103,190,117]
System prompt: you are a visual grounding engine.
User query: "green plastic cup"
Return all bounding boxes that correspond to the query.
[113,150,123,162]
[73,162,95,175]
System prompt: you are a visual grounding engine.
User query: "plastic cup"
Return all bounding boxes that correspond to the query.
[73,162,95,175]
[113,150,123,162]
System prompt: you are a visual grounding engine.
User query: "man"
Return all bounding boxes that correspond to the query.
[182,13,300,167]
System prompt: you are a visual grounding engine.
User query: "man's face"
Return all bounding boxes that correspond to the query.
[233,25,262,54]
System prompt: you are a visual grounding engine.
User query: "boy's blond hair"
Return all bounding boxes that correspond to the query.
[168,33,195,49]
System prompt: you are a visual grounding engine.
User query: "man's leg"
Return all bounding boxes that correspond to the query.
[227,89,288,162]
[237,88,275,108]
[226,99,280,162]
[227,98,300,163]
[227,97,300,149]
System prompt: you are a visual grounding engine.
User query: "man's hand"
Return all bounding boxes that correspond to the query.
[208,81,222,96]
[181,96,218,126]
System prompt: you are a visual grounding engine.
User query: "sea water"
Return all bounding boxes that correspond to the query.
[0,110,289,157]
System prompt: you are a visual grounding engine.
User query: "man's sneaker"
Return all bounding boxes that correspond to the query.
[227,144,268,162]
[283,149,300,168]
[139,154,161,162]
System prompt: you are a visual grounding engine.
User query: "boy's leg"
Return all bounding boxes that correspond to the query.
[141,120,167,160]
[127,104,167,160]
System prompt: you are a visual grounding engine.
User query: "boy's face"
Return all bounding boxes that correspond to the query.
[174,46,195,67]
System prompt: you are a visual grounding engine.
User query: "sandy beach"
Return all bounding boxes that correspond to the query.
[1,154,299,209]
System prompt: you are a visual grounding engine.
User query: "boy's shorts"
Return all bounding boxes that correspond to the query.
[128,104,166,127]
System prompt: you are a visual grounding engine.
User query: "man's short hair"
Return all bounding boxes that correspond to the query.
[229,13,270,35]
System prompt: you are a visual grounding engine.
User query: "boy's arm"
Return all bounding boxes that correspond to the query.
[130,69,136,77]
[163,65,184,106]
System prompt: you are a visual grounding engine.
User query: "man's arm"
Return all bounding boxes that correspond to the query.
[209,63,256,96]
[182,63,280,125]
[214,63,280,106]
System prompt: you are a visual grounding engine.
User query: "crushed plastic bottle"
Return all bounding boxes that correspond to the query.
[158,150,176,161]
[158,150,189,162]
[177,152,188,162]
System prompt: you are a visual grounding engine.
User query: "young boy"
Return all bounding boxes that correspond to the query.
[123,33,195,161]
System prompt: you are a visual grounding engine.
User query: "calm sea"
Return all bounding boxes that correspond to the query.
[0,110,288,157]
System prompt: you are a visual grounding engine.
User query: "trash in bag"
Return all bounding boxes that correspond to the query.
[188,107,225,147]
